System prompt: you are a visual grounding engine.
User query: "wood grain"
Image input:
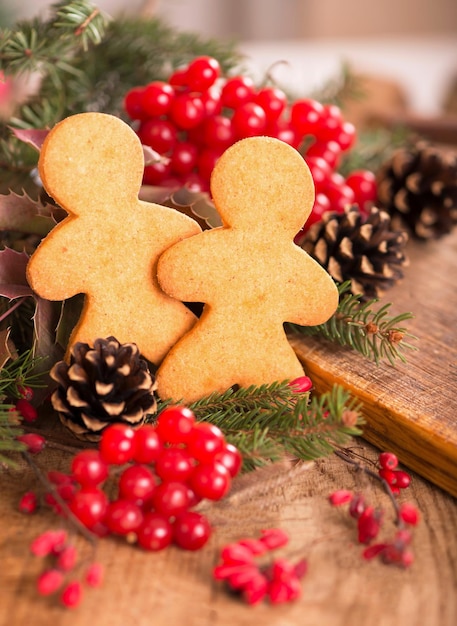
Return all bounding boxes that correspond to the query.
[290,229,457,496]
[1,441,456,626]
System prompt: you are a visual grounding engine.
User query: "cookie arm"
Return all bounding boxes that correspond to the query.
[26,221,83,301]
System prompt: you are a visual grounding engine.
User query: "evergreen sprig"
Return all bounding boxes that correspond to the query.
[0,1,242,194]
[0,349,45,465]
[157,381,364,471]
[287,282,417,365]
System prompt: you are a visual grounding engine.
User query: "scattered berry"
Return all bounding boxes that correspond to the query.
[19,491,38,514]
[60,581,83,608]
[15,398,38,423]
[17,433,46,454]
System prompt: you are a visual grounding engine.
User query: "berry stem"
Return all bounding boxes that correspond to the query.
[334,447,402,524]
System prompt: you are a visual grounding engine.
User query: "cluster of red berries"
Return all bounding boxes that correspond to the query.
[28,406,242,553]
[30,529,103,608]
[377,451,411,495]
[329,451,419,568]
[123,55,377,235]
[213,528,307,605]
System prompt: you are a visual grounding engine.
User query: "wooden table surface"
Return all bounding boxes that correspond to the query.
[1,437,456,626]
[1,210,457,626]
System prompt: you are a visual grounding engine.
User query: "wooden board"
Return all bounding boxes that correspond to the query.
[290,229,457,497]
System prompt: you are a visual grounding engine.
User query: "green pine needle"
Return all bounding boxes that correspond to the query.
[287,282,417,365]
[156,381,364,472]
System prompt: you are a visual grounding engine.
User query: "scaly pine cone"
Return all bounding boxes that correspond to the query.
[300,205,408,299]
[51,337,157,442]
[376,141,457,239]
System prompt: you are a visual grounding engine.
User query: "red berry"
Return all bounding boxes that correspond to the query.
[152,481,191,517]
[259,528,289,550]
[328,489,354,506]
[290,98,325,135]
[242,573,269,605]
[17,433,46,454]
[197,147,223,182]
[170,142,199,175]
[362,543,388,560]
[137,512,173,551]
[142,160,172,186]
[68,487,108,530]
[315,103,343,141]
[16,398,37,422]
[306,140,341,169]
[213,442,243,478]
[56,544,78,571]
[173,511,211,550]
[17,385,34,400]
[357,506,382,544]
[138,118,177,154]
[333,121,356,151]
[133,424,162,464]
[220,76,255,109]
[288,375,313,393]
[169,68,189,89]
[202,115,235,150]
[118,464,156,503]
[324,176,355,213]
[255,86,287,122]
[170,93,205,130]
[19,491,38,514]
[399,502,419,526]
[232,102,267,139]
[190,462,231,501]
[105,499,144,535]
[141,81,175,117]
[200,85,222,117]
[155,447,195,482]
[186,55,220,92]
[379,467,397,486]
[37,569,64,596]
[85,562,104,587]
[31,530,68,556]
[187,422,225,464]
[220,542,255,565]
[394,470,411,489]
[99,424,136,465]
[60,581,83,608]
[155,405,196,444]
[304,155,332,193]
[71,449,109,487]
[349,493,366,519]
[345,170,377,214]
[378,451,399,471]
[123,86,147,120]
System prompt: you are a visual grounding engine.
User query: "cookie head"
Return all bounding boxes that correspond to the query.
[38,112,145,215]
[210,136,315,233]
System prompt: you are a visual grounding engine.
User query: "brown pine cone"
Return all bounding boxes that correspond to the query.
[376,141,457,239]
[51,337,157,442]
[300,205,408,299]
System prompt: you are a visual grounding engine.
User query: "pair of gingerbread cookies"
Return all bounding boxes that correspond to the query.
[27,113,338,403]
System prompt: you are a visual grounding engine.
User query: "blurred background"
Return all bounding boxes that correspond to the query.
[2,0,457,116]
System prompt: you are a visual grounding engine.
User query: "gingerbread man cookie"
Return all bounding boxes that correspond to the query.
[156,136,339,402]
[26,112,201,364]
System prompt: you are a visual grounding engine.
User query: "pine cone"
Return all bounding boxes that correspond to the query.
[51,337,157,442]
[300,205,408,299]
[376,141,457,239]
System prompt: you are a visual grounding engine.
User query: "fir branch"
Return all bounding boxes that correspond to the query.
[287,282,417,365]
[157,381,364,472]
[0,349,46,465]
